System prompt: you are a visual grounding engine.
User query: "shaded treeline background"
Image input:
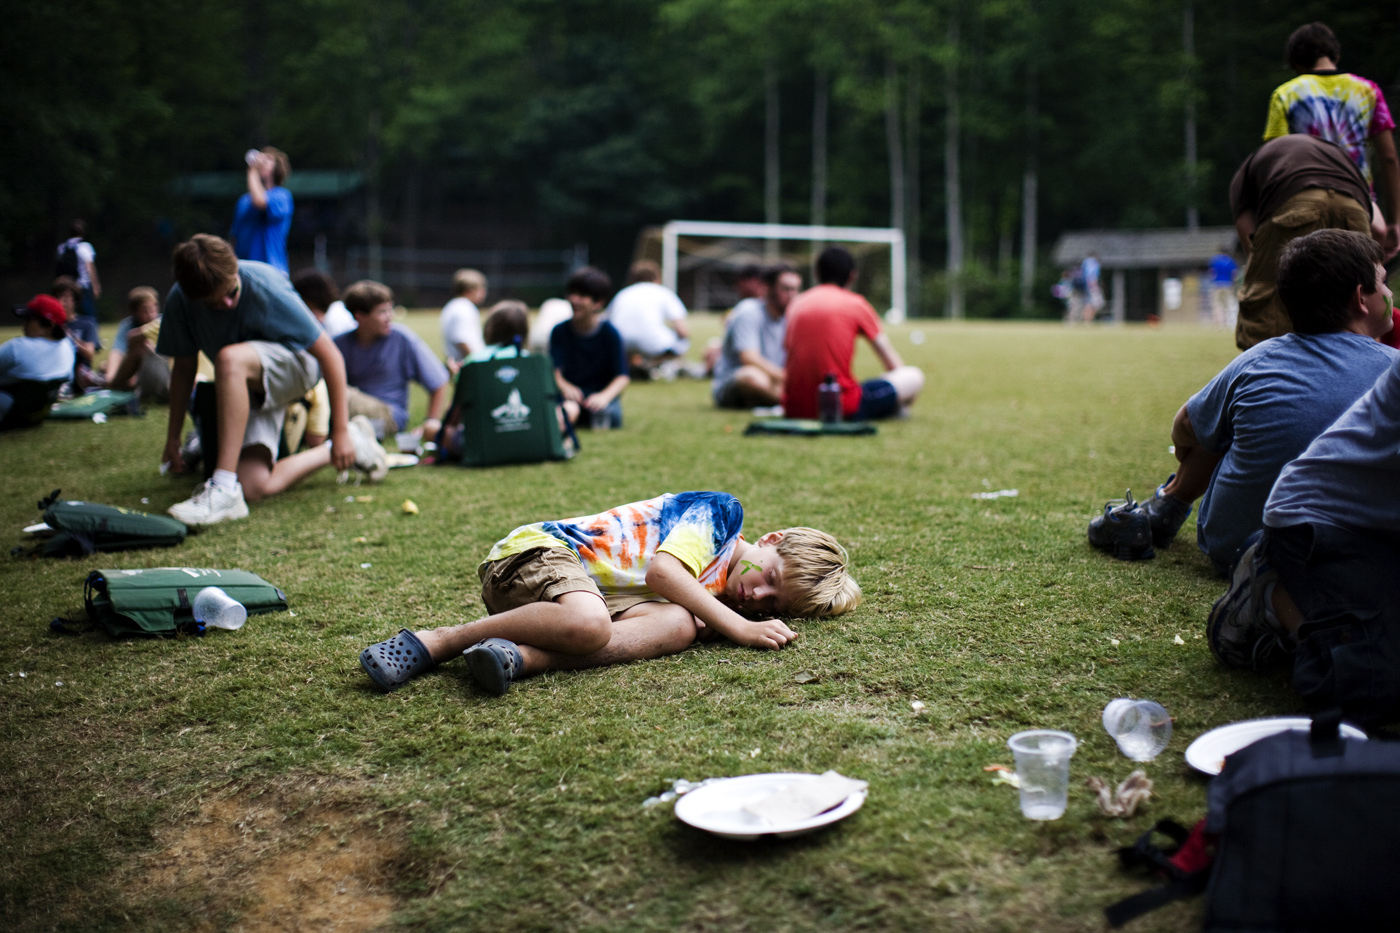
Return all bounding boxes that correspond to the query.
[3,0,1398,316]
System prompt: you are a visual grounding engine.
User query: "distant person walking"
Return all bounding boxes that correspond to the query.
[55,220,100,321]
[1265,22,1400,257]
[230,147,294,275]
[1208,252,1239,329]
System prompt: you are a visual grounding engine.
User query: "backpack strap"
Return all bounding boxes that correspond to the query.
[1105,819,1213,927]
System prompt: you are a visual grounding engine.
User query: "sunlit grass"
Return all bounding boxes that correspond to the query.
[0,316,1278,931]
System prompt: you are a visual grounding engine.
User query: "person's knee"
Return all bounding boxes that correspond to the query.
[657,604,700,650]
[213,343,257,379]
[557,597,612,654]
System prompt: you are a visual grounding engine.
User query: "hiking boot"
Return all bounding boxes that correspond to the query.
[348,415,389,482]
[168,480,249,526]
[463,638,525,696]
[1142,476,1193,548]
[1207,538,1290,670]
[1087,491,1155,560]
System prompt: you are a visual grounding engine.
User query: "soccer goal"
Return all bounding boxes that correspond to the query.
[652,221,907,319]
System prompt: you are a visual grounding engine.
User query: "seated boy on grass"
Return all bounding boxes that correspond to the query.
[1088,229,1395,567]
[551,266,629,429]
[360,491,861,696]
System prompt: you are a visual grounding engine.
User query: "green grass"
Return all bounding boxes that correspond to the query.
[0,316,1293,931]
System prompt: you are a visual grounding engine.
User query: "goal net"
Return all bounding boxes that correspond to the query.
[633,221,907,320]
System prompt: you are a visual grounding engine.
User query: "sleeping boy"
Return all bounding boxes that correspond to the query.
[360,491,861,695]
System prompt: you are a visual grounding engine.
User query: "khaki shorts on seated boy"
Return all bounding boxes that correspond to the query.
[360,491,861,695]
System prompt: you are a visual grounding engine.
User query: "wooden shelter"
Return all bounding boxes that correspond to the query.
[1052,227,1239,324]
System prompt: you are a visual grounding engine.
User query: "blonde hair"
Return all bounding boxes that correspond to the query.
[776,527,861,618]
[127,286,159,312]
[453,268,487,297]
[627,259,661,284]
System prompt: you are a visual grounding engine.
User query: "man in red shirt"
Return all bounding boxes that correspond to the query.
[781,247,924,420]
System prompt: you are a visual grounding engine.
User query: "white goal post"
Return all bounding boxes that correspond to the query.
[660,220,907,320]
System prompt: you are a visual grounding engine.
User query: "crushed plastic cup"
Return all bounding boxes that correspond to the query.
[1102,698,1172,761]
[1007,730,1078,820]
[193,586,247,631]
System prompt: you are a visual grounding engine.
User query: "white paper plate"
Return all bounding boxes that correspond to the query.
[23,523,53,534]
[385,453,419,469]
[1185,717,1368,775]
[672,772,867,840]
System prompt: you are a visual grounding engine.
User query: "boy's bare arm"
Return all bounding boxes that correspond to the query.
[306,332,354,470]
[555,368,583,403]
[585,373,629,410]
[645,552,795,650]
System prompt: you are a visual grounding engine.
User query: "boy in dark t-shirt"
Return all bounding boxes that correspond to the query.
[550,266,629,429]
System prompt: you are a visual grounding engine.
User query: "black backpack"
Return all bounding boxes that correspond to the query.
[1109,712,1400,931]
[55,239,81,280]
[19,490,188,557]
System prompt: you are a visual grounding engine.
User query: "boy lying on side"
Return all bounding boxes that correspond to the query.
[360,491,861,695]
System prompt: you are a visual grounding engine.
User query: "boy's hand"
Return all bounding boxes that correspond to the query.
[734,618,797,650]
[161,436,187,474]
[583,393,610,412]
[329,425,355,470]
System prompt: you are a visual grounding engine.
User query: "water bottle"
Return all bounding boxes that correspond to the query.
[193,586,248,631]
[818,373,843,424]
[1102,698,1172,761]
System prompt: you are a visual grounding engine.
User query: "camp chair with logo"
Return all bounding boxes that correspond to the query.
[434,347,574,467]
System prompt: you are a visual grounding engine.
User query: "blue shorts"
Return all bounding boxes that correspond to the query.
[854,378,899,420]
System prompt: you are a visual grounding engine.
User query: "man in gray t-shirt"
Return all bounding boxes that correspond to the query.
[1206,230,1400,724]
[155,235,385,526]
[1091,229,1395,568]
[712,265,801,409]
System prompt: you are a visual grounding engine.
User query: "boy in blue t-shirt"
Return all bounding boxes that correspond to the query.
[332,279,450,439]
[1090,229,1395,568]
[360,491,862,696]
[550,266,629,429]
[230,147,294,275]
[155,235,386,526]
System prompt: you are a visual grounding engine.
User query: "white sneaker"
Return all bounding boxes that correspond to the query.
[168,480,249,526]
[349,415,389,482]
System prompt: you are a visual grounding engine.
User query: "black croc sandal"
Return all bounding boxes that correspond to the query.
[463,638,524,696]
[360,629,436,691]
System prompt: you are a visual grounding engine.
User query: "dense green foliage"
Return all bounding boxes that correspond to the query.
[4,1,1400,313]
[1,316,1290,930]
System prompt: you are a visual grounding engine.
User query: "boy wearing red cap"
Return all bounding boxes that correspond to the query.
[0,295,77,425]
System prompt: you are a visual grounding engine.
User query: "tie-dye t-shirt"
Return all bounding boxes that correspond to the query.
[482,492,744,598]
[1264,72,1396,187]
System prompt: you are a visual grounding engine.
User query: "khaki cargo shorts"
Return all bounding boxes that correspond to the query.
[477,546,658,618]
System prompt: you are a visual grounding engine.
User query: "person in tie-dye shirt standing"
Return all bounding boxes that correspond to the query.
[1265,22,1400,258]
[359,491,862,696]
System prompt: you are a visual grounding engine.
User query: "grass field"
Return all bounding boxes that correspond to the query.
[0,315,1294,932]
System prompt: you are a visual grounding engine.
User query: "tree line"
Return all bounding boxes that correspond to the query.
[3,0,1398,316]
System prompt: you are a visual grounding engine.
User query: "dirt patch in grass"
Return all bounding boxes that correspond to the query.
[134,779,409,931]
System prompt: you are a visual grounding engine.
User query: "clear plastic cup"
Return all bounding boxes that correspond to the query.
[1102,698,1172,761]
[394,431,420,454]
[193,586,247,631]
[1007,730,1078,820]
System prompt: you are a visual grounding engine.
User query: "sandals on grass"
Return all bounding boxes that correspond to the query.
[463,638,524,696]
[360,629,435,691]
